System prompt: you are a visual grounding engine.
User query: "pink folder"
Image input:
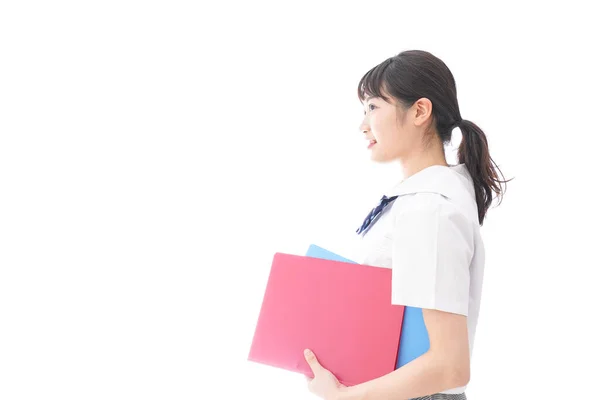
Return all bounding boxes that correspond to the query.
[248,253,405,386]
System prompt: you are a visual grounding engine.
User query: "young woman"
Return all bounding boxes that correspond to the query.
[303,50,508,400]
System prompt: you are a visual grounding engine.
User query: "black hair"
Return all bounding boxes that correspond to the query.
[357,50,510,225]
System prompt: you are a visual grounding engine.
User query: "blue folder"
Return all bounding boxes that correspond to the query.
[305,244,430,368]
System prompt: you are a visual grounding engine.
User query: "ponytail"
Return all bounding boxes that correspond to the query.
[457,120,509,225]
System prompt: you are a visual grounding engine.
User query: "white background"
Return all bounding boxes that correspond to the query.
[1,1,599,399]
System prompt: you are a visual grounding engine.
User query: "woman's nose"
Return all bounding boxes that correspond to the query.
[359,119,369,134]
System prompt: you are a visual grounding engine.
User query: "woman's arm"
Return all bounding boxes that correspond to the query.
[335,308,470,400]
[306,201,474,400]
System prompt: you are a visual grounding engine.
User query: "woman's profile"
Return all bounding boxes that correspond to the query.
[303,50,508,400]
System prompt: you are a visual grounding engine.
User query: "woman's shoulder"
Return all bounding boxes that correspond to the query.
[384,164,479,225]
[389,192,478,228]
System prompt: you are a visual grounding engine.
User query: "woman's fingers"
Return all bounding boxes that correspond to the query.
[304,348,323,376]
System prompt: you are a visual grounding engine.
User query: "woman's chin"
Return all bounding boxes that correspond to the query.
[370,151,398,164]
[369,150,386,163]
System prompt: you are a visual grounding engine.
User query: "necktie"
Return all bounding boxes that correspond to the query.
[356,195,399,235]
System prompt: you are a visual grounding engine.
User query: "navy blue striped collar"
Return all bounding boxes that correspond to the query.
[356,164,470,236]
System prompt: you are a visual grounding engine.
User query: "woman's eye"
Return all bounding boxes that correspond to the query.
[363,103,376,115]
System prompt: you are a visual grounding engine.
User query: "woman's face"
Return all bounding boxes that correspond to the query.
[359,94,422,163]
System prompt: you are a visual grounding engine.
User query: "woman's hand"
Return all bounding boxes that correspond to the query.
[304,349,346,400]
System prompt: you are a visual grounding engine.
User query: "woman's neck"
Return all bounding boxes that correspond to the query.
[399,149,448,180]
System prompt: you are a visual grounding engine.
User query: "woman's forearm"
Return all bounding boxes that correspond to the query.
[335,350,469,400]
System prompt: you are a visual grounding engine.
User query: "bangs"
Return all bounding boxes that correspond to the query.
[357,57,394,104]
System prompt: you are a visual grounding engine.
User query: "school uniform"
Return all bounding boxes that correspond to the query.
[350,164,484,399]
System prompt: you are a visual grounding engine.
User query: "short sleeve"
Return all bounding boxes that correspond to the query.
[391,198,474,316]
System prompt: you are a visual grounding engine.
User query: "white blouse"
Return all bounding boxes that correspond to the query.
[349,164,485,395]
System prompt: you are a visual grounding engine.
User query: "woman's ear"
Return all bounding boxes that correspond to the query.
[413,98,433,127]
